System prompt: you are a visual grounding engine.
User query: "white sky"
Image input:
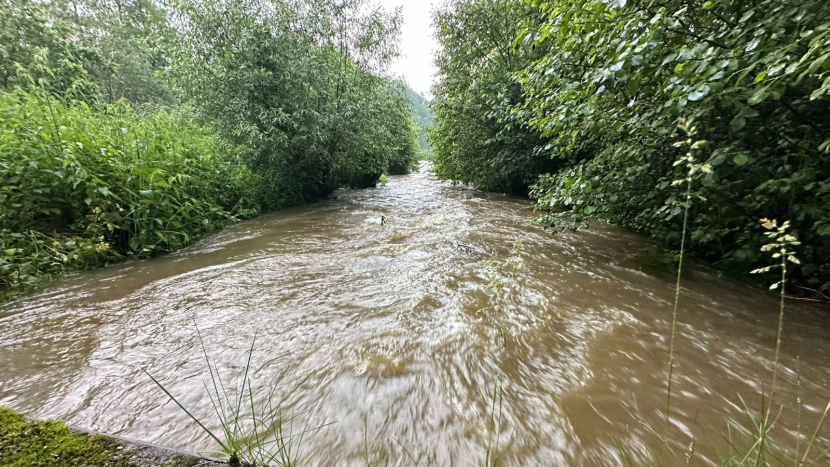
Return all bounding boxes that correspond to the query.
[377,0,440,97]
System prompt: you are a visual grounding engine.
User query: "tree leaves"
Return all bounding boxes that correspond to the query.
[430,0,830,288]
[429,0,558,195]
[172,0,414,204]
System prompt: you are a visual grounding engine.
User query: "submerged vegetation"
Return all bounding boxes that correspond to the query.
[0,0,421,300]
[430,0,830,292]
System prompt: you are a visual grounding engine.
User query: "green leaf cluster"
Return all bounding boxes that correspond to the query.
[431,0,830,289]
[171,0,418,202]
[429,0,561,195]
[0,0,419,298]
[521,0,830,289]
[1,0,176,105]
[0,86,259,298]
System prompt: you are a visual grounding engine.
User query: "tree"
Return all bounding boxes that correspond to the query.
[521,0,830,288]
[429,0,557,195]
[171,0,413,208]
[0,0,101,99]
[398,81,434,160]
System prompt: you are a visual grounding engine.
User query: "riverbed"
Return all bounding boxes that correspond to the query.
[1,164,828,466]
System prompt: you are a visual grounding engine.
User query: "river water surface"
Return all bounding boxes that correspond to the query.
[1,165,829,466]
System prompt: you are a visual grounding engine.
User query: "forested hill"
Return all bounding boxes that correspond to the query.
[0,0,420,300]
[398,81,434,159]
[429,0,830,293]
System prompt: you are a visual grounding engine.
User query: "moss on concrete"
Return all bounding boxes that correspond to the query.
[0,407,226,467]
[0,407,130,467]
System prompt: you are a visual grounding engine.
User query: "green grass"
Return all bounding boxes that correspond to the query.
[145,328,323,466]
[0,407,131,467]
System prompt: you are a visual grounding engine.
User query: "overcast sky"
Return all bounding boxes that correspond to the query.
[376,0,440,97]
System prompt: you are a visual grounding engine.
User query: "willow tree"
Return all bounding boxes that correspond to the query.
[171,0,413,209]
[429,0,557,195]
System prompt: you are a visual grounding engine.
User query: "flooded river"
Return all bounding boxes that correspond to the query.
[1,164,828,466]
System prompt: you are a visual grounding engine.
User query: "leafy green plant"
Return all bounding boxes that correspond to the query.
[0,83,258,299]
[429,0,560,196]
[522,0,830,290]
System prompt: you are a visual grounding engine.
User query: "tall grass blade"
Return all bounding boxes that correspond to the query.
[142,368,230,454]
[799,401,830,467]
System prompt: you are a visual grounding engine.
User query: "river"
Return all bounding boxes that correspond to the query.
[1,164,828,466]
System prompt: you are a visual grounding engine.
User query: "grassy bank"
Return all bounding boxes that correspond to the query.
[0,407,129,467]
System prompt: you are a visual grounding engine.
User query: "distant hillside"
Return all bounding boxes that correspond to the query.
[397,82,434,160]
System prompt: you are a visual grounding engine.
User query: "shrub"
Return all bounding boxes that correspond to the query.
[0,86,258,298]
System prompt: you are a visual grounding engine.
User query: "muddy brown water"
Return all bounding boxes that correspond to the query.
[1,164,829,466]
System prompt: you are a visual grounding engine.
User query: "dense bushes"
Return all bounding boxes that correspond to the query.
[0,0,420,299]
[522,0,830,290]
[1,0,175,105]
[0,86,258,297]
[172,0,417,207]
[430,0,830,290]
[429,0,559,196]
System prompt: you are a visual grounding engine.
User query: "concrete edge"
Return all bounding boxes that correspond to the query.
[68,425,229,464]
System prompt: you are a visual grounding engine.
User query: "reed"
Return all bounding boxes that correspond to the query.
[144,327,318,466]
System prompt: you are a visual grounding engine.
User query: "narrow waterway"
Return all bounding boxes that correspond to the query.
[1,164,828,466]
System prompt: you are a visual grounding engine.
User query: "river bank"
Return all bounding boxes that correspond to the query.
[0,407,226,467]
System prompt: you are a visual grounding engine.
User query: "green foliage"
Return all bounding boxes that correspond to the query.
[0,0,176,105]
[386,86,420,175]
[0,407,131,467]
[76,0,179,105]
[171,0,415,206]
[521,0,830,289]
[398,81,434,160]
[429,0,559,195]
[386,120,419,176]
[0,0,102,100]
[0,85,258,298]
[0,0,418,299]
